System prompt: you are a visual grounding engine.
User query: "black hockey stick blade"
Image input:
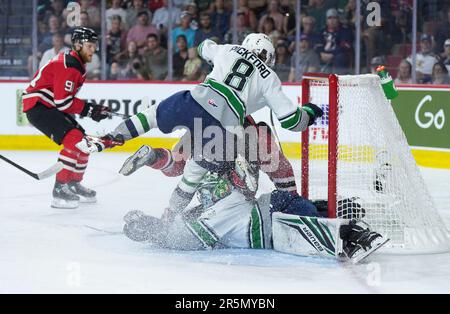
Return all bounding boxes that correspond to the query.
[0,154,63,180]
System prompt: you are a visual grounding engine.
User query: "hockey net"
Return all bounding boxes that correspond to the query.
[301,73,450,253]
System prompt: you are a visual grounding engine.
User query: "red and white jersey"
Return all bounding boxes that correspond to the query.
[22,50,86,114]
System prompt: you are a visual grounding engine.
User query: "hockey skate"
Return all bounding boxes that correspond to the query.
[232,154,259,195]
[119,145,156,176]
[51,181,80,209]
[123,210,167,245]
[341,219,390,264]
[69,181,97,203]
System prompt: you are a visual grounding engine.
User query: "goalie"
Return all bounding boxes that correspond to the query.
[122,153,388,264]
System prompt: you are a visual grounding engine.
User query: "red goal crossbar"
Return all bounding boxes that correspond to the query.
[301,73,338,218]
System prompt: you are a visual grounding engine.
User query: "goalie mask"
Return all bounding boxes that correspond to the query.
[242,33,275,67]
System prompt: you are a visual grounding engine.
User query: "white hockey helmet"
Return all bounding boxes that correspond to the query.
[242,33,275,67]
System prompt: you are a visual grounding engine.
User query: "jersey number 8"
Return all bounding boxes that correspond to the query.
[224,59,255,92]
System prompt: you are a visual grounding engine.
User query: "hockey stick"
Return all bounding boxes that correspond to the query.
[269,109,284,154]
[107,111,130,119]
[0,154,63,180]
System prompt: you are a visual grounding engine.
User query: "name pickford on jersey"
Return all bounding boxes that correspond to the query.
[229,46,271,79]
[191,39,309,131]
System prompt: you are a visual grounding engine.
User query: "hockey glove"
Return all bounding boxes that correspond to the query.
[81,102,111,122]
[303,103,324,126]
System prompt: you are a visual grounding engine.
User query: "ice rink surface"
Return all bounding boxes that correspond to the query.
[0,151,449,293]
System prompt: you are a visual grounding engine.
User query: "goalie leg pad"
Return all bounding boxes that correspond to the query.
[272,212,346,259]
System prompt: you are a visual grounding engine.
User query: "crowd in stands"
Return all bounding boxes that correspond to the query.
[33,0,450,84]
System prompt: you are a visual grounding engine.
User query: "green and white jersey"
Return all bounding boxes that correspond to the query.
[191,39,310,131]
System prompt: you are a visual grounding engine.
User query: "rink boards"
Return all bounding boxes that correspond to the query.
[0,80,449,169]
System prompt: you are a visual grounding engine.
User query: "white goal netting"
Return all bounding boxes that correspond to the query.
[302,74,450,253]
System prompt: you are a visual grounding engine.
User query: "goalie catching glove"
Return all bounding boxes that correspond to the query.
[303,103,324,126]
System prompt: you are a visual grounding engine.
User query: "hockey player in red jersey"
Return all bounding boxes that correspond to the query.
[23,27,111,209]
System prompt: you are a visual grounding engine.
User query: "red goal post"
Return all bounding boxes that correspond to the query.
[301,73,338,218]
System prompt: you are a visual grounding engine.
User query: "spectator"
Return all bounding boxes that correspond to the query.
[63,32,73,48]
[273,40,291,82]
[247,0,267,17]
[443,39,450,73]
[152,0,182,33]
[395,59,413,84]
[317,8,353,74]
[172,11,196,51]
[127,0,152,28]
[80,0,101,30]
[431,62,450,85]
[281,0,296,35]
[363,15,392,71]
[434,6,450,56]
[79,11,91,28]
[182,47,202,81]
[39,33,70,68]
[258,0,284,33]
[109,61,121,79]
[343,0,356,26]
[237,0,257,31]
[287,16,320,52]
[302,16,321,49]
[43,0,65,23]
[186,2,199,30]
[197,0,213,13]
[127,11,158,54]
[142,34,168,80]
[173,0,191,10]
[390,0,412,46]
[224,10,253,44]
[114,41,147,79]
[261,17,281,44]
[194,12,222,46]
[369,56,386,74]
[308,0,334,33]
[106,0,128,30]
[38,15,61,53]
[172,35,189,80]
[210,0,231,38]
[148,0,164,13]
[288,34,320,82]
[407,34,438,83]
[107,15,128,64]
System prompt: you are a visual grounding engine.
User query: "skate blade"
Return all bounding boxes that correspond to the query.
[51,198,79,209]
[119,145,151,176]
[351,238,390,264]
[78,195,97,204]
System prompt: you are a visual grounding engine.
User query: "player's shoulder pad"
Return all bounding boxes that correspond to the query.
[63,51,85,75]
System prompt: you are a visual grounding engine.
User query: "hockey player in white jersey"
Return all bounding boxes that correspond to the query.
[77,33,323,216]
[122,156,389,264]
